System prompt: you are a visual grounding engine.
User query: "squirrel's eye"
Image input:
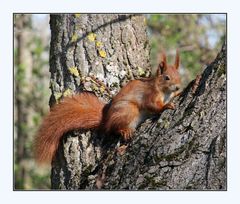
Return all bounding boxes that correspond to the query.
[164,75,170,80]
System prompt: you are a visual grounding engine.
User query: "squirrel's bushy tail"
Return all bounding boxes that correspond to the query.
[34,92,105,164]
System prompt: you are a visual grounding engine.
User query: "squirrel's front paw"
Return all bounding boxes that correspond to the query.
[165,102,175,110]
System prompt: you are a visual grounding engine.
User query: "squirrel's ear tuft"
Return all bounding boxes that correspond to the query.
[157,52,167,76]
[175,49,180,69]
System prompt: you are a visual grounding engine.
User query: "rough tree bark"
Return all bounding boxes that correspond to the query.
[100,42,226,190]
[49,14,226,190]
[49,14,151,189]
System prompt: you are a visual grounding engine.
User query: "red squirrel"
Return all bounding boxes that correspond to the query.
[35,51,181,163]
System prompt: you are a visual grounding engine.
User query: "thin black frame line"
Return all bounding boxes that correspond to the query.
[12,13,227,192]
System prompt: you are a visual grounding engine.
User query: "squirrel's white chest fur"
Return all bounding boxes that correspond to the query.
[163,92,174,104]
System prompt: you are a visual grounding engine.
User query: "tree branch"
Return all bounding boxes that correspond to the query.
[88,42,226,190]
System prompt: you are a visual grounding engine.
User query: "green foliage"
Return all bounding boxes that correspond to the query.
[15,163,51,190]
[29,168,51,190]
[15,63,26,83]
[147,14,226,84]
[14,14,50,190]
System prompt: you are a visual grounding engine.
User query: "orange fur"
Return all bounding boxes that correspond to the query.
[35,92,105,163]
[103,50,181,139]
[35,51,181,163]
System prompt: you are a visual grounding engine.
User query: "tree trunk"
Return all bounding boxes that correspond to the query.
[49,14,226,190]
[49,14,151,189]
[14,14,33,189]
[100,42,226,190]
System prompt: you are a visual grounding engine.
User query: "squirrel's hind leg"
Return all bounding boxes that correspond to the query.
[119,128,134,141]
[115,102,140,141]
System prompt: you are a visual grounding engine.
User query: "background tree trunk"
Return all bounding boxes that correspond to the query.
[49,14,226,190]
[14,14,51,189]
[14,14,33,189]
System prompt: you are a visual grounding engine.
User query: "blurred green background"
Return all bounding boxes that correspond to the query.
[14,14,226,190]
